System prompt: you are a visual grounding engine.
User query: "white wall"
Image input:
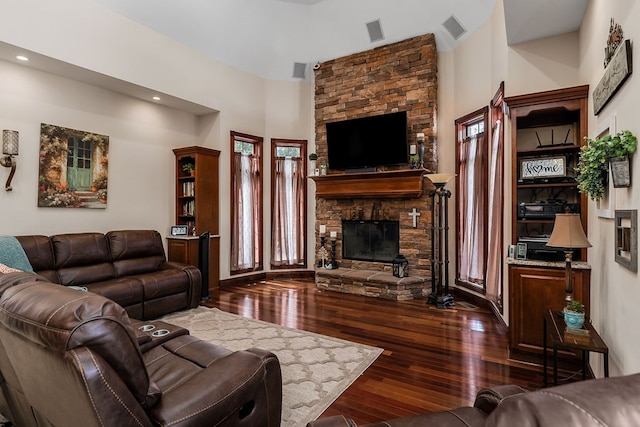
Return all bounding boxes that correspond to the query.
[578,0,640,376]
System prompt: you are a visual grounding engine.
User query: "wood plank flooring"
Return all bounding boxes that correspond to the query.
[204,278,544,425]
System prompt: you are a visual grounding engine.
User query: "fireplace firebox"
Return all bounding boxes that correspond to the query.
[342,220,400,263]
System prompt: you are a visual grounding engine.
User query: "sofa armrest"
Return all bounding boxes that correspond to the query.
[148,346,282,427]
[160,261,202,307]
[473,384,528,415]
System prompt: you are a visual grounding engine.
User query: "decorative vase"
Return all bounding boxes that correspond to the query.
[563,310,585,329]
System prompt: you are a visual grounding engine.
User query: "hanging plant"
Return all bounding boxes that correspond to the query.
[576,130,637,200]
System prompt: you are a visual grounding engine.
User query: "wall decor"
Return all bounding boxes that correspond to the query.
[615,209,637,272]
[604,18,624,68]
[38,123,109,208]
[593,39,632,115]
[610,156,631,187]
[520,156,566,179]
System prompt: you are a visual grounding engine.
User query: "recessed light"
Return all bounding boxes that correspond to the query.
[152,96,161,101]
[16,55,29,61]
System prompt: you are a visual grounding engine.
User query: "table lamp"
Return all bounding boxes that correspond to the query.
[546,213,592,306]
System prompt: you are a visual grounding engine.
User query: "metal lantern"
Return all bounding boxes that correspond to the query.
[392,254,409,278]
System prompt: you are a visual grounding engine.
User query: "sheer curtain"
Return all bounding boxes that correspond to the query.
[231,152,260,271]
[485,120,503,302]
[272,157,305,266]
[458,133,486,286]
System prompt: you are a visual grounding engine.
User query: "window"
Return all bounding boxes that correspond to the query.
[455,107,489,293]
[230,131,263,274]
[271,139,307,269]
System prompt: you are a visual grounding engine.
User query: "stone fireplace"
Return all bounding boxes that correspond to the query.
[313,33,438,300]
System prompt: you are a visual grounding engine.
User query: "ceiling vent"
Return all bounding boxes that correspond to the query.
[292,62,307,79]
[366,19,384,43]
[443,15,466,40]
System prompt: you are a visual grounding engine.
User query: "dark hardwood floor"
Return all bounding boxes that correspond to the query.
[204,277,544,425]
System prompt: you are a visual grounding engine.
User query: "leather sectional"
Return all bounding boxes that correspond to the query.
[15,230,201,319]
[0,277,283,426]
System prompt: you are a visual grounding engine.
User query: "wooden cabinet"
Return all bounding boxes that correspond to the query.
[505,86,591,363]
[508,264,590,361]
[170,146,220,291]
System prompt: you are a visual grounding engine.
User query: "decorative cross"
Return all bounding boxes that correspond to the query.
[408,208,420,228]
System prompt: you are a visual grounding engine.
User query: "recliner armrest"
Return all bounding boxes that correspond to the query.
[147,343,282,427]
[306,415,357,427]
[160,261,202,306]
[473,384,528,415]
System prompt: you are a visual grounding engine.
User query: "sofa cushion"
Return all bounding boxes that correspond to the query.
[108,230,166,276]
[52,233,115,285]
[85,277,144,307]
[0,282,159,408]
[15,235,54,272]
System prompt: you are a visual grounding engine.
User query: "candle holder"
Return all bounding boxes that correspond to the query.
[326,235,339,269]
[317,234,328,268]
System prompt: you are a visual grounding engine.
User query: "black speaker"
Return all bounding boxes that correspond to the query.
[198,232,210,301]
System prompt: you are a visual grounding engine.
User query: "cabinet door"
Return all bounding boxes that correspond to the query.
[509,266,590,356]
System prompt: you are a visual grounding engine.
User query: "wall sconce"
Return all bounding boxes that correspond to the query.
[1,130,19,191]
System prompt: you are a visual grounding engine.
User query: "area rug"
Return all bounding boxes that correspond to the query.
[160,306,383,426]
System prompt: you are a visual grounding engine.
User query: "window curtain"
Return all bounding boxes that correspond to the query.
[458,133,486,286]
[231,152,260,271]
[272,157,305,266]
[485,121,503,302]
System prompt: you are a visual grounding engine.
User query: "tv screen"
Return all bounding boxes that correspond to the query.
[326,111,408,170]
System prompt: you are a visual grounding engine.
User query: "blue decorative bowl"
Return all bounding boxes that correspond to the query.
[564,310,585,329]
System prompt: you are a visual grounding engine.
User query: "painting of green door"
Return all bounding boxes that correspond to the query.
[67,136,93,191]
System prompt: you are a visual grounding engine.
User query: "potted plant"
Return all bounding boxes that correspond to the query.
[564,300,585,329]
[182,163,195,176]
[576,130,637,200]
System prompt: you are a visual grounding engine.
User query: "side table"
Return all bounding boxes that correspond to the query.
[543,309,609,387]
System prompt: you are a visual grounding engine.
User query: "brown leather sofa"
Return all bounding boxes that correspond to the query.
[15,230,201,319]
[308,372,640,426]
[0,277,282,427]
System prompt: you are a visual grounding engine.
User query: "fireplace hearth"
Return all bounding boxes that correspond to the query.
[342,220,400,263]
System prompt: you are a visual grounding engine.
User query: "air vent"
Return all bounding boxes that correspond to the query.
[366,19,384,43]
[292,62,307,79]
[443,15,466,40]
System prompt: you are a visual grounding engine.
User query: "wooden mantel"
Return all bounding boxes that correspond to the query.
[309,169,429,199]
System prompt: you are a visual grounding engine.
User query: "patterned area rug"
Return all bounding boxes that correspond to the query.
[160,306,383,426]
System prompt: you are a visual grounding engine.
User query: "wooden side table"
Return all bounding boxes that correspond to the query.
[543,309,609,386]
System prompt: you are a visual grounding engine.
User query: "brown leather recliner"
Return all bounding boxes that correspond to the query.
[0,280,282,427]
[308,372,640,426]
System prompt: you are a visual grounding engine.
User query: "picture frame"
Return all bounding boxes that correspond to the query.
[520,156,566,180]
[170,225,189,236]
[615,210,637,272]
[516,242,527,260]
[593,39,633,115]
[595,116,617,219]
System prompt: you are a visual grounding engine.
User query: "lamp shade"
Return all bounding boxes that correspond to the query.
[546,214,592,249]
[425,173,456,187]
[2,130,19,156]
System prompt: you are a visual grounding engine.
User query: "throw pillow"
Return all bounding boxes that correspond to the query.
[0,263,22,274]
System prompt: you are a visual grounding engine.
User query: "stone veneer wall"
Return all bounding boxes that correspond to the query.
[313,33,438,282]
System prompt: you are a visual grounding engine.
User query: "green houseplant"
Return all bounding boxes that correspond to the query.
[576,130,637,200]
[564,300,585,329]
[182,163,195,176]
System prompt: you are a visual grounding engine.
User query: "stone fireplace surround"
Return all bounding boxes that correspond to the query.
[312,33,438,300]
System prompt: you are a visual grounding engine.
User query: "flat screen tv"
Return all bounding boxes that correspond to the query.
[326,111,408,170]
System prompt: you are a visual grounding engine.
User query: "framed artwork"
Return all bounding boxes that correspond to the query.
[615,210,637,272]
[595,116,616,219]
[38,123,109,208]
[520,156,566,179]
[593,39,633,115]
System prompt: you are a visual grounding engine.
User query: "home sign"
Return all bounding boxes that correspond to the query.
[520,156,566,179]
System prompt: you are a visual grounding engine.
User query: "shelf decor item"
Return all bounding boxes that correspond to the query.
[576,130,637,200]
[546,213,592,306]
